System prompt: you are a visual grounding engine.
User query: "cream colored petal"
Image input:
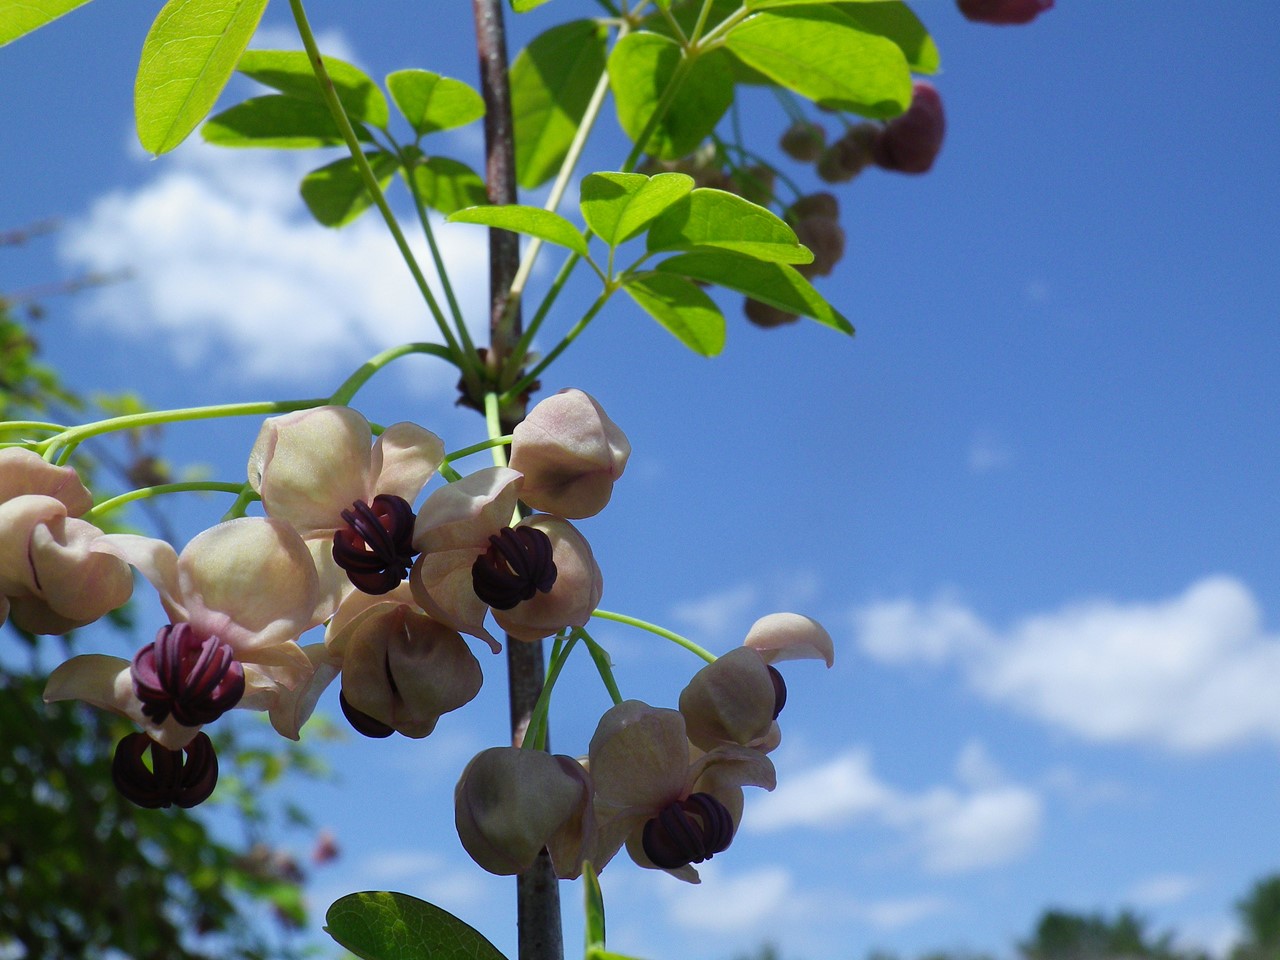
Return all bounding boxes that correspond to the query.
[43,654,200,749]
[744,612,835,667]
[249,406,373,535]
[250,646,341,741]
[369,422,445,503]
[412,466,522,554]
[0,448,93,516]
[588,701,689,812]
[177,518,320,656]
[97,533,186,622]
[305,534,349,625]
[495,516,602,643]
[409,549,499,653]
[27,518,133,628]
[326,582,415,650]
[0,495,64,595]
[508,389,630,519]
[686,744,776,796]
[678,648,777,752]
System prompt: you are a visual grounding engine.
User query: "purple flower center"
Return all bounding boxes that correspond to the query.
[131,623,245,727]
[471,525,557,610]
[332,494,417,594]
[768,665,787,719]
[111,731,219,809]
[641,792,734,870]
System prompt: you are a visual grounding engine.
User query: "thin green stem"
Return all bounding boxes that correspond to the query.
[502,252,581,385]
[221,484,260,522]
[84,481,251,523]
[578,629,624,705]
[484,393,508,466]
[287,0,481,389]
[443,434,513,466]
[687,0,718,45]
[591,609,717,663]
[327,341,456,406]
[622,54,695,172]
[500,287,615,406]
[0,420,64,435]
[524,632,578,752]
[696,6,749,47]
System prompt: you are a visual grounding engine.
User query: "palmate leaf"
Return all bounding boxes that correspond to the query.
[607,32,734,161]
[448,205,589,256]
[744,0,939,73]
[135,0,269,155]
[0,0,92,47]
[203,95,372,148]
[408,155,489,215]
[579,172,693,247]
[623,273,726,356]
[326,891,508,960]
[656,250,853,333]
[511,19,608,188]
[300,151,399,227]
[386,70,485,137]
[646,189,812,265]
[237,49,390,129]
[724,4,912,118]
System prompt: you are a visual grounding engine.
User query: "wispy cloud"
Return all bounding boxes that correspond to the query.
[968,428,1013,474]
[1125,872,1199,908]
[854,576,1280,752]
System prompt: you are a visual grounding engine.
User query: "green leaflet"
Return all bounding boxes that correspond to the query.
[646,189,812,265]
[237,49,390,129]
[387,70,485,137]
[408,155,489,215]
[657,250,853,333]
[0,0,92,47]
[623,273,726,357]
[135,0,269,155]
[300,151,399,227]
[447,205,589,257]
[724,5,912,118]
[579,172,693,247]
[325,891,508,960]
[743,0,938,73]
[202,95,370,148]
[607,32,733,161]
[511,19,608,188]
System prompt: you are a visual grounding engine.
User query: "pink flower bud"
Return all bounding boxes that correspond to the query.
[873,82,946,175]
[679,648,780,752]
[957,0,1053,25]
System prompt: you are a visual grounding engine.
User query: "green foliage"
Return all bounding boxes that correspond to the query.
[135,0,270,155]
[1232,875,1280,960]
[510,19,609,189]
[406,155,489,215]
[622,273,726,356]
[302,151,400,227]
[386,70,485,137]
[646,189,812,264]
[203,94,365,148]
[1019,908,1184,960]
[744,0,940,75]
[325,891,508,960]
[238,49,391,129]
[0,0,92,47]
[579,172,694,247]
[448,205,590,256]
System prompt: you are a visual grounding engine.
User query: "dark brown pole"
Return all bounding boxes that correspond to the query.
[471,2,564,959]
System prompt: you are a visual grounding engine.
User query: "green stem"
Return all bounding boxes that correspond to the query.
[83,481,251,523]
[0,420,64,435]
[484,393,508,466]
[523,632,578,752]
[590,609,717,663]
[327,341,456,406]
[443,434,513,466]
[622,54,696,173]
[221,484,260,522]
[286,0,481,389]
[500,250,581,387]
[500,287,615,406]
[578,629,624,705]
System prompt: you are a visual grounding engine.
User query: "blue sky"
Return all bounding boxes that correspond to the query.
[3,2,1280,958]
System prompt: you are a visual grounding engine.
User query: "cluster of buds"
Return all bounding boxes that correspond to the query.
[957,0,1053,25]
[453,613,833,883]
[35,388,628,808]
[744,192,845,329]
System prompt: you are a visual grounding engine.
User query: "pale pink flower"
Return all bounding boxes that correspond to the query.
[0,448,132,634]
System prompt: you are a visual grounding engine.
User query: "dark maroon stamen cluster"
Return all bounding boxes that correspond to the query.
[641,792,734,869]
[339,691,395,739]
[332,494,417,594]
[768,664,787,719]
[131,622,245,727]
[111,731,219,808]
[471,525,557,610]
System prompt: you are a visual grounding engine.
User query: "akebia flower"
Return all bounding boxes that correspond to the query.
[588,700,775,883]
[454,746,594,879]
[410,467,603,649]
[957,0,1053,25]
[247,405,444,605]
[112,731,219,809]
[873,81,946,175]
[0,448,133,634]
[508,389,630,520]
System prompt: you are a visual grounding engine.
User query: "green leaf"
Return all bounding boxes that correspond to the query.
[657,250,853,333]
[202,95,371,148]
[448,205,589,257]
[584,862,606,950]
[325,891,508,960]
[579,172,693,247]
[745,0,938,73]
[387,70,485,137]
[512,0,553,10]
[607,32,734,161]
[300,151,398,227]
[724,5,911,118]
[623,273,726,356]
[647,189,812,264]
[409,155,489,215]
[0,0,91,47]
[511,19,608,189]
[237,49,390,129]
[135,0,270,155]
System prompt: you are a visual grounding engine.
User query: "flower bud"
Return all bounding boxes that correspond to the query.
[679,647,781,752]
[790,214,845,278]
[816,123,877,182]
[779,120,826,162]
[743,299,800,329]
[873,82,946,175]
[455,747,594,879]
[957,0,1053,25]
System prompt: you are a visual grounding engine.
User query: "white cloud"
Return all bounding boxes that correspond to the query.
[671,583,761,639]
[968,429,1013,474]
[662,863,795,933]
[750,744,1042,875]
[1125,872,1198,908]
[60,141,488,388]
[855,576,1280,752]
[854,895,952,930]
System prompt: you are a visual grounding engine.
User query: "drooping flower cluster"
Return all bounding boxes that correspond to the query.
[37,388,628,807]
